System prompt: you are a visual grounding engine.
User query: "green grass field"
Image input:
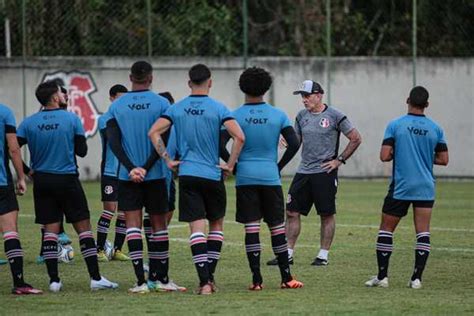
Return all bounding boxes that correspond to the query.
[1,179,473,315]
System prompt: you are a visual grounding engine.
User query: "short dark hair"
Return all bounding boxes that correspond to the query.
[131,61,152,83]
[189,64,211,85]
[408,86,429,108]
[159,91,175,104]
[36,80,59,106]
[109,84,128,97]
[239,67,272,97]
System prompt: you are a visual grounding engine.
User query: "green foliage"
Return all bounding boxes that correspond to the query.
[0,0,472,56]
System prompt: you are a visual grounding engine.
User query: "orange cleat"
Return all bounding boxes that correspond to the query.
[281,277,304,289]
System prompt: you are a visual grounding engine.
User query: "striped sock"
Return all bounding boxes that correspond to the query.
[376,230,393,280]
[190,232,210,286]
[79,231,101,281]
[148,230,169,283]
[412,232,431,281]
[3,231,25,287]
[245,223,262,284]
[113,212,126,251]
[207,231,224,282]
[96,210,114,250]
[127,228,146,285]
[43,232,59,283]
[270,223,292,283]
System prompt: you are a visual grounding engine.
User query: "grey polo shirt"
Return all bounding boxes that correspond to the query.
[295,105,354,174]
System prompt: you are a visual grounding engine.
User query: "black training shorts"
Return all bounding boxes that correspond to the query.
[236,185,284,226]
[101,175,119,202]
[382,195,434,217]
[118,179,169,214]
[0,184,19,215]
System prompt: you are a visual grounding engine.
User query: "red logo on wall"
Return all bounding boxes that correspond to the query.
[42,71,99,138]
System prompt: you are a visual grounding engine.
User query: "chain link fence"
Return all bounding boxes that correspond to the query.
[0,0,472,57]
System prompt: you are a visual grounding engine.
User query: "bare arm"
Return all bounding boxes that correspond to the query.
[148,117,176,169]
[222,119,245,172]
[434,151,449,166]
[6,133,26,194]
[321,128,362,173]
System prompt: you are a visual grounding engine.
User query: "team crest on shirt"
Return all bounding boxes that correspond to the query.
[319,118,330,128]
[41,71,100,138]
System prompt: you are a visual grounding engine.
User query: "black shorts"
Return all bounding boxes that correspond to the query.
[33,173,90,225]
[178,176,226,222]
[118,179,169,214]
[382,195,435,217]
[168,180,176,212]
[0,184,19,215]
[236,185,284,226]
[286,172,338,216]
[101,175,118,202]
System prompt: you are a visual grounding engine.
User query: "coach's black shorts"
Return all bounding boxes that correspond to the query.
[33,173,90,225]
[118,179,169,214]
[178,176,226,222]
[168,180,176,212]
[236,185,284,226]
[382,195,435,217]
[286,172,338,216]
[101,175,118,202]
[0,184,19,215]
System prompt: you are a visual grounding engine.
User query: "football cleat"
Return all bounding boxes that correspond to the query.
[281,277,304,289]
[112,250,130,261]
[266,256,294,266]
[49,281,63,293]
[35,256,45,264]
[12,283,43,295]
[196,283,213,295]
[0,258,7,265]
[248,283,263,291]
[58,232,72,245]
[91,276,118,290]
[128,283,150,294]
[148,279,186,292]
[365,276,389,288]
[408,279,422,289]
[97,250,109,262]
[311,257,328,266]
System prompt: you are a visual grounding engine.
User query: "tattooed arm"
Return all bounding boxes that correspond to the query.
[148,117,180,171]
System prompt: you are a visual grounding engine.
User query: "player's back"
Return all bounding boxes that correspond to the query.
[233,102,291,186]
[17,109,82,174]
[0,104,16,185]
[164,95,232,181]
[109,90,169,180]
[387,114,446,200]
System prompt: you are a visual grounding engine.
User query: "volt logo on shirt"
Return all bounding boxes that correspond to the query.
[245,117,268,124]
[184,108,205,115]
[37,123,59,131]
[407,126,428,136]
[127,103,150,110]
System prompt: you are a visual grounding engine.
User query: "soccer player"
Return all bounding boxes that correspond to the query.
[17,81,118,292]
[0,102,42,295]
[221,67,303,290]
[96,84,130,262]
[365,86,448,289]
[149,64,245,295]
[107,61,184,294]
[36,85,72,265]
[267,80,362,266]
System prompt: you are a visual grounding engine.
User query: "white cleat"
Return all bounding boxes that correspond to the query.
[365,276,389,288]
[49,281,63,293]
[408,279,422,289]
[128,283,150,294]
[90,276,118,290]
[149,279,187,292]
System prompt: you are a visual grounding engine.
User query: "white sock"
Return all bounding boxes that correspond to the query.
[317,249,329,260]
[288,248,294,258]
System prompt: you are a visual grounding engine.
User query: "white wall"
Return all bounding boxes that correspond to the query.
[0,56,472,179]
